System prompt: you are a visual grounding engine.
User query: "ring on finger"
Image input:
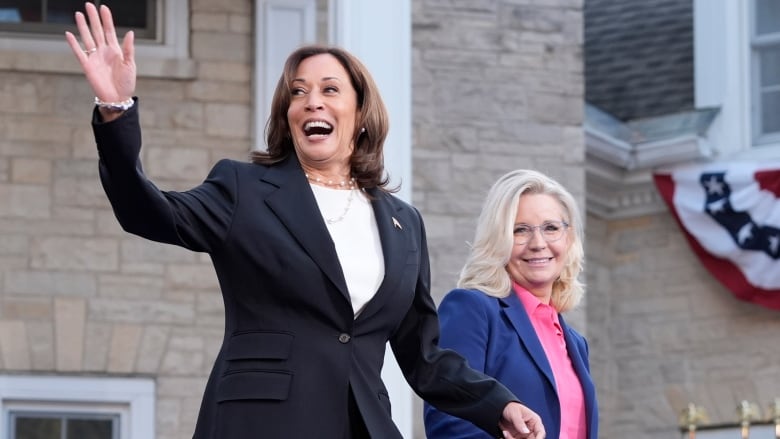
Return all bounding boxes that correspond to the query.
[83,47,97,55]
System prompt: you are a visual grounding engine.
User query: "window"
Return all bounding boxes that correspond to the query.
[0,375,154,439]
[0,1,156,41]
[752,0,780,145]
[0,0,191,78]
[9,408,120,439]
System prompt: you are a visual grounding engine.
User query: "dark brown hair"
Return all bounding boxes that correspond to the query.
[251,45,393,191]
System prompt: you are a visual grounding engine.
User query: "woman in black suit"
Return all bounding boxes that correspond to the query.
[65,3,545,439]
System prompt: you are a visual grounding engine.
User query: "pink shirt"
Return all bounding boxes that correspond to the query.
[516,283,587,439]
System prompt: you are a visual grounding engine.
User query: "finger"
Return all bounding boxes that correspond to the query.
[74,11,96,51]
[64,31,89,64]
[122,30,135,64]
[100,4,120,48]
[85,2,106,47]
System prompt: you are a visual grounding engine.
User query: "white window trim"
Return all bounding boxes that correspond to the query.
[0,0,194,79]
[0,375,155,439]
[694,0,780,158]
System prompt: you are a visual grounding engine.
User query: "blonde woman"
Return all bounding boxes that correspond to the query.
[425,169,598,439]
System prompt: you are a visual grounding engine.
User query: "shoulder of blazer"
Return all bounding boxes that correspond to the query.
[442,288,500,312]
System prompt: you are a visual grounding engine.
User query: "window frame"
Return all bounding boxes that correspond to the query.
[0,0,157,41]
[9,406,121,439]
[0,375,154,439]
[0,0,192,79]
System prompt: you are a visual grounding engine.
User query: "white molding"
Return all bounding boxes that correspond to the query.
[253,0,317,150]
[0,375,155,439]
[585,125,711,219]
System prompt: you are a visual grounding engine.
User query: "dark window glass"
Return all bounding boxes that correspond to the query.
[11,412,118,439]
[762,89,780,134]
[0,0,156,40]
[756,0,780,35]
[15,417,60,439]
[67,418,114,439]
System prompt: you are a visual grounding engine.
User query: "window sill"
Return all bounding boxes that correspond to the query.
[0,49,197,79]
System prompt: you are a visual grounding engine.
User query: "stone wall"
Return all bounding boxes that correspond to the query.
[587,211,780,438]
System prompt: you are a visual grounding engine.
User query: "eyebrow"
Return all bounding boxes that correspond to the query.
[291,76,342,83]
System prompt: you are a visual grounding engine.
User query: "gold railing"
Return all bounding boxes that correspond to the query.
[679,400,780,438]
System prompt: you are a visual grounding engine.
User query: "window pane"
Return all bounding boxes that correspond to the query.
[100,0,148,29]
[760,46,780,87]
[756,0,780,35]
[761,89,780,134]
[15,417,61,439]
[0,1,38,23]
[0,0,156,39]
[47,0,85,24]
[66,419,113,439]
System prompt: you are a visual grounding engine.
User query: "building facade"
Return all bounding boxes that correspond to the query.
[4,0,777,438]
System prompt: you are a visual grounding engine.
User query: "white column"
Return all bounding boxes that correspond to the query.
[329,1,414,437]
[254,0,317,149]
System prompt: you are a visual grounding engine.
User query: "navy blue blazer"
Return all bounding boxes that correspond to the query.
[92,102,521,439]
[424,288,599,439]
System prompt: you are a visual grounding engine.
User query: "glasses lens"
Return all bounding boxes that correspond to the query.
[514,221,567,244]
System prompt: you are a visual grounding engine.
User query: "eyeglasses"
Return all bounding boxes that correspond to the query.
[513,221,569,245]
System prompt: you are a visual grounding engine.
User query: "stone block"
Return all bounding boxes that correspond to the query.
[31,237,118,272]
[54,297,86,371]
[0,320,30,369]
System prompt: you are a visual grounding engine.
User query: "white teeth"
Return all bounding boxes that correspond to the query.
[304,121,332,130]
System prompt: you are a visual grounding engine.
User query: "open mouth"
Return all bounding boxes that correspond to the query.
[303,120,333,137]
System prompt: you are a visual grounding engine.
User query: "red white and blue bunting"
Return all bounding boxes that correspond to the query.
[654,162,780,310]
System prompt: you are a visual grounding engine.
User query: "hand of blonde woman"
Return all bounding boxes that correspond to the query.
[65,2,136,118]
[499,402,546,439]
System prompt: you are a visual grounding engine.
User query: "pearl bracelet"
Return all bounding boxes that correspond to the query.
[94,96,135,112]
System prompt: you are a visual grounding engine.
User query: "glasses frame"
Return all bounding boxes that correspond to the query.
[513,220,570,245]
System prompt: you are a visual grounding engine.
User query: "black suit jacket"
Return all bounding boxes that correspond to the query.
[92,101,518,438]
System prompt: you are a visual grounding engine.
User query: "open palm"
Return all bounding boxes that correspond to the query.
[65,2,136,105]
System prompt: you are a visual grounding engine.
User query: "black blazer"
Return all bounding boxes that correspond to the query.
[92,102,518,438]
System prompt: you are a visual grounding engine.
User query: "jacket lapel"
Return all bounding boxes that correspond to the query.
[560,315,597,431]
[500,291,557,389]
[261,156,350,301]
[353,189,408,322]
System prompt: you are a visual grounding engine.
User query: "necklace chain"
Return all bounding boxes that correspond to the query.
[305,173,356,189]
[325,188,356,224]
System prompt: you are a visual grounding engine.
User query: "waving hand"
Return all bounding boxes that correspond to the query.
[65,3,136,120]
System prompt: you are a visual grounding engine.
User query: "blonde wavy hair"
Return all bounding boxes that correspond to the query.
[457,169,585,312]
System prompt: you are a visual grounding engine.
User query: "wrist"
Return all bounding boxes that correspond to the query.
[94,96,135,113]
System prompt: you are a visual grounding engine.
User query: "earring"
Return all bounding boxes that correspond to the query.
[360,127,366,133]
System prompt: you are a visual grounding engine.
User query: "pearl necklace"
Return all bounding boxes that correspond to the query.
[325,188,356,224]
[305,173,356,189]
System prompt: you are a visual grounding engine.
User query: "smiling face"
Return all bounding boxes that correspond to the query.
[287,53,359,175]
[506,193,571,303]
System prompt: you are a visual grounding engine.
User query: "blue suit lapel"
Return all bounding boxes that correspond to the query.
[500,291,557,390]
[560,315,597,435]
[261,156,350,302]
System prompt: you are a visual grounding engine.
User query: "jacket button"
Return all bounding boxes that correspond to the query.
[338,333,351,344]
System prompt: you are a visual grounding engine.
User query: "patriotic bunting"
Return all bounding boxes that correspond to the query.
[654,162,780,310]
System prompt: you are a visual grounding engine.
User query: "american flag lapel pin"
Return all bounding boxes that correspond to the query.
[392,217,402,230]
